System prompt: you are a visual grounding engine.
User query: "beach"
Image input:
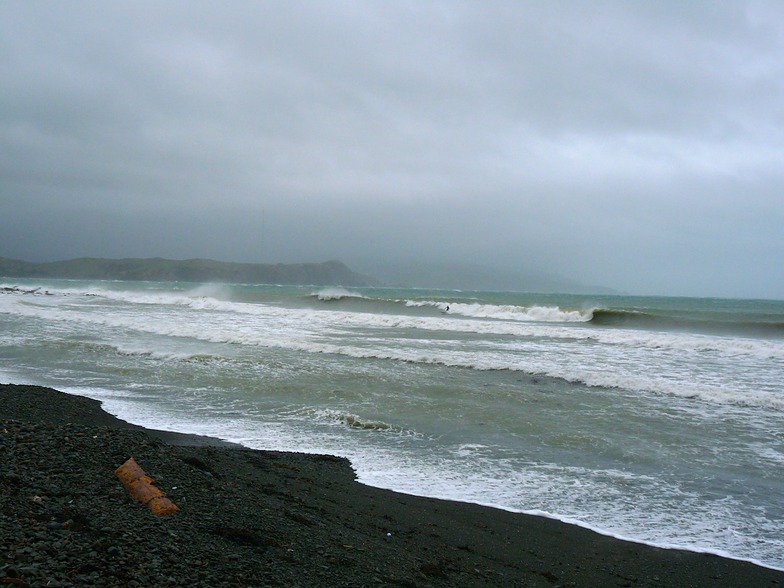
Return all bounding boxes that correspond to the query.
[2,384,783,587]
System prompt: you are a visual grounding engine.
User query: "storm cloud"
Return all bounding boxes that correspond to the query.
[1,1,782,297]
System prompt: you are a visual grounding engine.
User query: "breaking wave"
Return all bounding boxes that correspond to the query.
[590,309,784,337]
[311,287,368,301]
[339,414,392,431]
[406,300,592,322]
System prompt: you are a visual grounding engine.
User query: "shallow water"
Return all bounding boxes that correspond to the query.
[1,279,783,568]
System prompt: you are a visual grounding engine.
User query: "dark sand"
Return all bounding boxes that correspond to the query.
[1,384,782,587]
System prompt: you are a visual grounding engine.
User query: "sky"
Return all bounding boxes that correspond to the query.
[1,1,783,298]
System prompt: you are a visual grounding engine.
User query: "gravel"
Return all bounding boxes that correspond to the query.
[3,384,783,587]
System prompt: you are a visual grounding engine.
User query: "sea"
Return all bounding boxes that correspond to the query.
[1,278,783,569]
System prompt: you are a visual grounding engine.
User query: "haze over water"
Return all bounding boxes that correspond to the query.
[2,278,783,569]
[2,2,783,301]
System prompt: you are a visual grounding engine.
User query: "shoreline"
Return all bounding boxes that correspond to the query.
[2,383,783,587]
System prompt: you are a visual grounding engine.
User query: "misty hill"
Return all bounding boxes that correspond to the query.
[0,257,377,287]
[359,261,617,294]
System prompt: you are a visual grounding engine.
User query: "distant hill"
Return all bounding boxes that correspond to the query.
[0,257,377,287]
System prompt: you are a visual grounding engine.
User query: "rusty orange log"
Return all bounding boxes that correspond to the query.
[115,457,180,516]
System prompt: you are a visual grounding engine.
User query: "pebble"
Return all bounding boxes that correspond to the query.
[6,386,778,588]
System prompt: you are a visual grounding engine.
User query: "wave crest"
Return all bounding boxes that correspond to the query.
[313,288,366,301]
[339,414,393,431]
[406,300,592,322]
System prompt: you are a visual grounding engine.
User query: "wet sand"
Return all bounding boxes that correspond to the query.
[2,384,782,587]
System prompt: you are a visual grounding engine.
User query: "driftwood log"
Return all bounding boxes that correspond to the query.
[115,457,180,515]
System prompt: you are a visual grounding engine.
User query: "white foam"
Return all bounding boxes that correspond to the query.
[18,379,781,571]
[4,285,782,411]
[406,300,593,322]
[6,281,779,362]
[349,450,784,571]
[313,287,366,301]
[5,281,784,571]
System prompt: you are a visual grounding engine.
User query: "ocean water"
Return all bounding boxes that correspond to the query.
[1,278,783,569]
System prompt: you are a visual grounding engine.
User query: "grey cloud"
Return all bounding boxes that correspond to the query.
[1,1,783,298]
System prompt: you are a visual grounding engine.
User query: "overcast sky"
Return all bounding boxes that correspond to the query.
[1,1,782,298]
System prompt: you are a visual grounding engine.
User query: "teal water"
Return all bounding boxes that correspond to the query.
[1,278,783,568]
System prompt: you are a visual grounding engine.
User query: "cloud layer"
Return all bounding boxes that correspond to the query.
[2,1,782,297]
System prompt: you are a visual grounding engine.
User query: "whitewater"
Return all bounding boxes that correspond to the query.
[1,279,783,569]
